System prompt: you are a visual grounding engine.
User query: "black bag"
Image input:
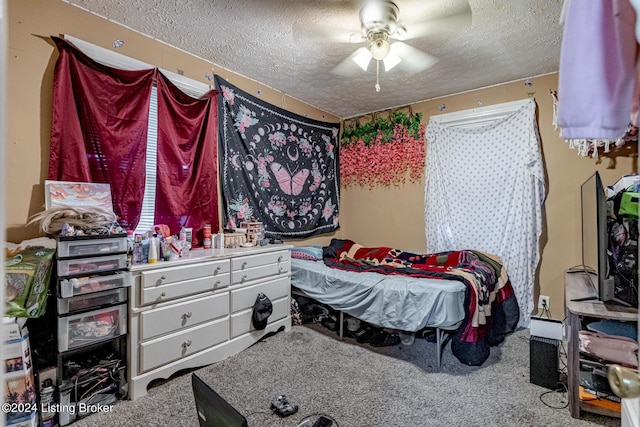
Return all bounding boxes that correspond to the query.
[252,293,273,330]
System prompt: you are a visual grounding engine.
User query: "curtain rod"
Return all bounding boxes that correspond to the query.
[429,98,533,127]
[64,35,212,98]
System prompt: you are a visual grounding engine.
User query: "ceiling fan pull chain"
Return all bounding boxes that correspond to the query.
[375,60,381,92]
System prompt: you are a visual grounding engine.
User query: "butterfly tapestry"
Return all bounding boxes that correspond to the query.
[216,77,340,238]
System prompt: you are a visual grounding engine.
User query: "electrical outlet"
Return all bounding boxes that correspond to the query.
[538,295,550,310]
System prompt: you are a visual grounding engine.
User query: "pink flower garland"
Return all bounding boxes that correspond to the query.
[340,123,426,188]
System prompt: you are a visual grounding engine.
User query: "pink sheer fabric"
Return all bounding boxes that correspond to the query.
[48,37,154,230]
[155,72,219,245]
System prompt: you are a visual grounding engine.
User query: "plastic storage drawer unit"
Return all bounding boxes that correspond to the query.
[57,253,128,277]
[57,288,127,315]
[57,236,128,258]
[58,303,127,352]
[58,271,131,298]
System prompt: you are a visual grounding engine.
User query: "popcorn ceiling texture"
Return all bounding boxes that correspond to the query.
[64,0,563,118]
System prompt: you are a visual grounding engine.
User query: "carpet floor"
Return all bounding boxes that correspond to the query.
[72,324,622,427]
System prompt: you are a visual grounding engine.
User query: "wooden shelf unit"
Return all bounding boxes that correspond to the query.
[564,271,638,419]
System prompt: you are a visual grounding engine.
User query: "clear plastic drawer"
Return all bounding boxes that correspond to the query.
[58,303,127,352]
[57,288,127,314]
[57,237,128,258]
[57,254,128,277]
[59,271,131,298]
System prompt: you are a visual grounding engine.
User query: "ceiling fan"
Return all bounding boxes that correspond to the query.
[330,0,472,92]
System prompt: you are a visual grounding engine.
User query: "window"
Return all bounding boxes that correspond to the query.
[52,36,217,241]
[134,85,158,235]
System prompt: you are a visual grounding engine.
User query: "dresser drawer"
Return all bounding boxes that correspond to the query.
[231,261,289,286]
[231,250,290,272]
[230,296,288,338]
[139,318,229,372]
[139,293,229,340]
[231,276,290,313]
[140,273,229,305]
[141,260,229,288]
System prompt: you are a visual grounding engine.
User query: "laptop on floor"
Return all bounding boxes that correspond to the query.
[192,373,249,427]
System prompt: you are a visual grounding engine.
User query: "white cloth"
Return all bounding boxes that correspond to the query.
[557,0,639,157]
[424,99,545,328]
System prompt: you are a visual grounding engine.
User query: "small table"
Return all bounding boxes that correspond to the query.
[565,271,638,418]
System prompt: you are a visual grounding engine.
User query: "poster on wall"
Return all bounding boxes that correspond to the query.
[215,76,340,238]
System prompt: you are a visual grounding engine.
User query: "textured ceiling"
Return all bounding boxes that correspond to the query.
[63,0,564,119]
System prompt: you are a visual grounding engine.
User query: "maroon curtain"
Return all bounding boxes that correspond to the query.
[48,37,154,230]
[155,72,219,245]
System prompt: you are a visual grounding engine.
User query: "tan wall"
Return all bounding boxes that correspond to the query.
[5,0,341,243]
[7,2,637,320]
[339,74,637,319]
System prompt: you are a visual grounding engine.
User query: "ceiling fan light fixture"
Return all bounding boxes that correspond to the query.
[369,35,390,60]
[352,47,372,71]
[383,51,402,71]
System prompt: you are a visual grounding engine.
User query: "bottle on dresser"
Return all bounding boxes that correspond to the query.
[132,234,143,264]
[126,230,134,267]
[148,234,159,264]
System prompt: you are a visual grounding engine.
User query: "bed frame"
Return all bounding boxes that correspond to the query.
[291,241,520,368]
[291,285,462,367]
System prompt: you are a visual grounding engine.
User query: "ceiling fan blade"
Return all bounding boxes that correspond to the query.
[394,0,472,41]
[290,0,365,44]
[389,42,438,74]
[292,21,363,45]
[331,47,372,76]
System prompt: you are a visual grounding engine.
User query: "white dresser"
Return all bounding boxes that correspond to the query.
[128,245,292,399]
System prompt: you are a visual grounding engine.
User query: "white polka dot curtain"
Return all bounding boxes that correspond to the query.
[425,99,545,328]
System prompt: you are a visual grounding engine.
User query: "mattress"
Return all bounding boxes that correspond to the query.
[290,258,467,332]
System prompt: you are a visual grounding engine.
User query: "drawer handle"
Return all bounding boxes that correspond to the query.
[214,266,221,273]
[215,280,221,286]
[182,312,192,320]
[160,275,166,281]
[278,256,283,262]
[182,340,192,349]
[160,292,166,297]
[242,261,248,269]
[242,274,247,282]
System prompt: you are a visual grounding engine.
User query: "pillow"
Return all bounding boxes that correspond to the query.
[291,246,323,261]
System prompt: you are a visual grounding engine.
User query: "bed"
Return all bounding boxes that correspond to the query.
[290,239,520,366]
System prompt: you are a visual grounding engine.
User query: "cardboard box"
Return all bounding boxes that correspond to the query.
[3,321,38,427]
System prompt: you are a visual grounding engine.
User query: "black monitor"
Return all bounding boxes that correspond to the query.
[192,374,248,427]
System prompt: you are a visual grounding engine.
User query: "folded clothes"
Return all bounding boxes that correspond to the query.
[586,319,638,342]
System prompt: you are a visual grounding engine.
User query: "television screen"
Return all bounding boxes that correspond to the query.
[580,171,612,301]
[580,173,599,276]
